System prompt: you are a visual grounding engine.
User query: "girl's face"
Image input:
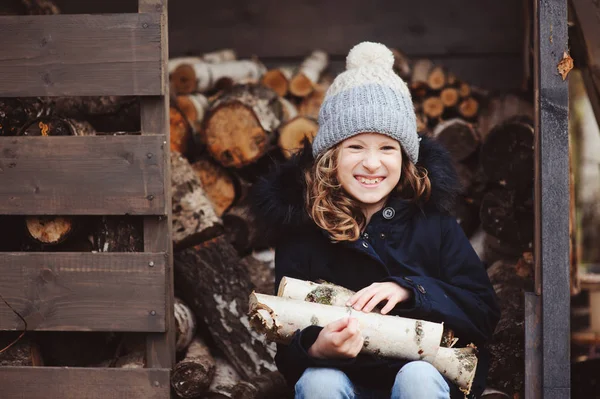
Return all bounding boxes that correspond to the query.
[336,133,402,217]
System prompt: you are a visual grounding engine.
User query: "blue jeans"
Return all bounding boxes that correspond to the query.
[295,361,451,399]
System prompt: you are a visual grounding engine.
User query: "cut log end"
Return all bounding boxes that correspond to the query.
[261,70,290,97]
[171,64,198,95]
[459,97,479,120]
[432,119,480,162]
[25,216,73,245]
[427,66,447,91]
[423,97,444,119]
[278,116,318,159]
[440,87,459,108]
[289,73,315,97]
[191,159,236,216]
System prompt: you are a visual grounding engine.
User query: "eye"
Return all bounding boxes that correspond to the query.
[381,146,397,151]
[347,144,362,150]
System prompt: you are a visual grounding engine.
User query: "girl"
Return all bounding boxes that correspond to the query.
[253,42,500,399]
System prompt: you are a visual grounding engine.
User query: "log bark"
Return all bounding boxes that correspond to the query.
[168,50,236,74]
[477,94,533,141]
[241,249,276,295]
[479,188,534,251]
[171,152,224,250]
[486,253,534,397]
[289,50,329,97]
[432,118,480,162]
[191,158,237,217]
[171,336,216,398]
[410,59,434,85]
[480,116,534,191]
[174,93,209,135]
[25,216,74,245]
[96,351,145,368]
[278,116,319,159]
[203,84,283,168]
[278,97,299,123]
[261,67,294,97]
[175,297,197,353]
[223,204,270,255]
[231,371,290,399]
[205,356,242,399]
[170,59,266,95]
[174,236,276,379]
[249,292,477,394]
[90,215,143,252]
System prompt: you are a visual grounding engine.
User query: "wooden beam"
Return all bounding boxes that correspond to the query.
[139,0,175,369]
[0,135,166,215]
[0,252,166,332]
[0,367,170,399]
[0,13,163,97]
[533,0,571,397]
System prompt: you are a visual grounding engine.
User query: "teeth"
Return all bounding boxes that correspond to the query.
[357,177,382,184]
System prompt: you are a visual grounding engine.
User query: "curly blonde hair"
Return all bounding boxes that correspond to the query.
[305,144,431,242]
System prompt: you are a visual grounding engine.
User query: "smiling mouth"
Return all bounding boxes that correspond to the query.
[355,176,385,185]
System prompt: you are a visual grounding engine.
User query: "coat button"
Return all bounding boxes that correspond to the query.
[362,232,369,239]
[380,233,386,239]
[362,241,369,248]
[382,207,395,219]
[417,285,426,294]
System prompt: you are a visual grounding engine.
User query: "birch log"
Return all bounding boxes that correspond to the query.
[289,50,329,97]
[278,116,319,159]
[171,336,216,398]
[273,279,476,393]
[175,297,197,352]
[170,152,224,250]
[171,59,266,95]
[25,216,73,245]
[205,356,241,399]
[174,93,210,134]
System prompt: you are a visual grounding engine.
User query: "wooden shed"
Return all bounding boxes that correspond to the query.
[0,0,573,398]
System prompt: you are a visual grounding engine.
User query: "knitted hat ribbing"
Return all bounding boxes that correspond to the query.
[312,42,419,163]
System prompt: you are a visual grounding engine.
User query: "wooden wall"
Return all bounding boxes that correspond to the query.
[53,0,526,90]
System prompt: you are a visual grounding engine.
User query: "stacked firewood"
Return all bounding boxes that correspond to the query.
[0,43,539,398]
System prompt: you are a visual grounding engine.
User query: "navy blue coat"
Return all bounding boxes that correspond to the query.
[252,136,500,398]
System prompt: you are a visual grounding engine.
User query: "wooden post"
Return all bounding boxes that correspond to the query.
[533,0,570,397]
[524,292,542,399]
[139,0,175,369]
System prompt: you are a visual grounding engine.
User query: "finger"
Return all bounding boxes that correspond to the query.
[352,289,377,311]
[325,317,350,333]
[347,286,369,306]
[362,291,389,313]
[380,295,400,315]
[332,318,360,346]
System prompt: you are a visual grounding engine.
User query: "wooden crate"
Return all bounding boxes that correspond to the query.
[0,0,174,398]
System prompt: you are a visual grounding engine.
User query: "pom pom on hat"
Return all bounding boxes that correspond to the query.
[346,41,394,70]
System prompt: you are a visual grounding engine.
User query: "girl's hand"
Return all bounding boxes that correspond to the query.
[347,282,412,314]
[307,317,364,359]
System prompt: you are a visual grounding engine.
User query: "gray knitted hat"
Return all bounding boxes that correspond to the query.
[312,41,419,163]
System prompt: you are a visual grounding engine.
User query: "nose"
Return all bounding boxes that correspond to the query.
[362,151,381,171]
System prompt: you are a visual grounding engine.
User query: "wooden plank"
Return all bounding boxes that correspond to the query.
[167,0,524,58]
[525,292,542,399]
[0,13,162,97]
[533,0,571,396]
[0,367,170,399]
[0,135,166,215]
[0,252,166,331]
[139,0,175,369]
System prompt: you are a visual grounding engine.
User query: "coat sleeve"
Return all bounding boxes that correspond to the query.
[273,234,386,385]
[386,215,500,346]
